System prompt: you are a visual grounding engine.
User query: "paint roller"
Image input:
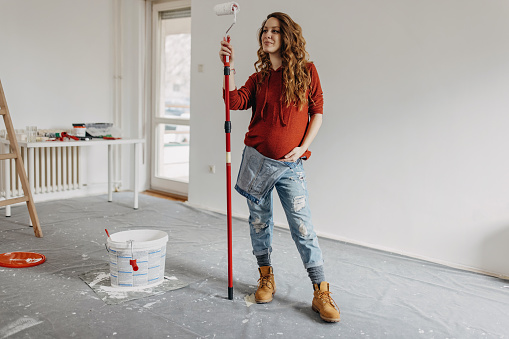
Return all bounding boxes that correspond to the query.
[214,2,239,43]
[214,1,239,301]
[213,1,239,16]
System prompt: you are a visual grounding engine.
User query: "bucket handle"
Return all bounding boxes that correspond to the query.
[104,241,138,272]
[129,240,139,271]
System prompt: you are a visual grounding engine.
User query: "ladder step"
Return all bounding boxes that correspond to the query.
[0,153,17,160]
[0,196,29,207]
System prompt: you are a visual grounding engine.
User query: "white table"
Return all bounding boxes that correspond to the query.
[0,138,145,216]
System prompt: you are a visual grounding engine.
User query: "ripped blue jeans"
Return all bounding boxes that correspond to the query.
[247,159,324,269]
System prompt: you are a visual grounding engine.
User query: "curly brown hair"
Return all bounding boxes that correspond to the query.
[254,12,311,110]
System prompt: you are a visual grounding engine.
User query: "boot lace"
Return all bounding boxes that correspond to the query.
[257,274,274,289]
[317,290,339,311]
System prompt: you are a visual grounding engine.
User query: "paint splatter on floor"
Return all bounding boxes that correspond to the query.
[0,317,43,338]
[244,293,256,307]
[143,301,160,309]
[88,272,110,287]
[79,266,193,305]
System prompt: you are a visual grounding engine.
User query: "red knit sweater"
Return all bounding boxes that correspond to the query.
[227,63,323,160]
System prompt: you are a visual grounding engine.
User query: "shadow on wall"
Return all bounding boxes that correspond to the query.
[482,226,509,280]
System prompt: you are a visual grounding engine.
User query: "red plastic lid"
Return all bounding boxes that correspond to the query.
[0,252,46,268]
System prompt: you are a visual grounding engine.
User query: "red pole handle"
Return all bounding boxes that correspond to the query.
[224,35,233,300]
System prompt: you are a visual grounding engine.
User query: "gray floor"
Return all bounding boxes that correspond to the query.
[1,193,508,339]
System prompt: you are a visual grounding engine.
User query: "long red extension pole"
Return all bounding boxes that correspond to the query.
[223,36,233,300]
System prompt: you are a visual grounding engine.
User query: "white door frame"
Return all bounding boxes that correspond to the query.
[150,0,191,196]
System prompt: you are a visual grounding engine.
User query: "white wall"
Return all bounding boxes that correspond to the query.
[0,0,146,194]
[189,0,509,278]
[0,0,113,128]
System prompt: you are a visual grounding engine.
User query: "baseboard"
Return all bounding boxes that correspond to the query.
[143,189,187,202]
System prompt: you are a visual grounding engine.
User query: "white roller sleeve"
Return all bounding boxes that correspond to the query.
[213,2,240,16]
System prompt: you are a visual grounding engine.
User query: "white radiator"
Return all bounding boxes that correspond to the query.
[1,145,81,198]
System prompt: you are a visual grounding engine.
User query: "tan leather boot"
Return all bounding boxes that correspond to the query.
[312,282,340,322]
[255,266,276,303]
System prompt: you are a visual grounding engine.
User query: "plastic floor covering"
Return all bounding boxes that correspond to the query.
[0,193,508,338]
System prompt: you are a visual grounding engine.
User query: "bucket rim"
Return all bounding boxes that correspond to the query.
[106,230,168,249]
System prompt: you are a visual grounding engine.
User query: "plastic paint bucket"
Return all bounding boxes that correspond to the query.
[106,230,168,288]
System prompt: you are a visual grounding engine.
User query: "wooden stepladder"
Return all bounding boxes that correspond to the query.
[0,80,42,237]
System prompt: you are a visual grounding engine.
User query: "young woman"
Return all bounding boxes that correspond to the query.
[219,12,340,323]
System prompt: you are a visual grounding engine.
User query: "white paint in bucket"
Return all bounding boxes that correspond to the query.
[106,230,168,288]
